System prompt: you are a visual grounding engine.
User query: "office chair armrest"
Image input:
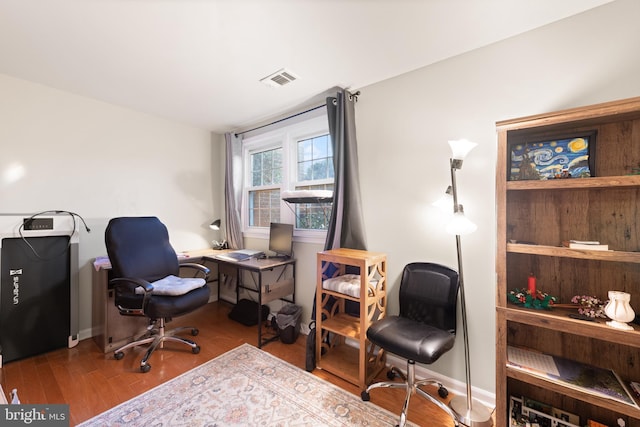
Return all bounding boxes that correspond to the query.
[109,277,153,315]
[110,277,154,294]
[179,263,210,279]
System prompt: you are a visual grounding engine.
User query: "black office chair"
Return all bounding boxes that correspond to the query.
[361,262,460,427]
[105,216,211,373]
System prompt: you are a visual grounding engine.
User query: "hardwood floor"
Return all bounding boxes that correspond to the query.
[0,301,468,426]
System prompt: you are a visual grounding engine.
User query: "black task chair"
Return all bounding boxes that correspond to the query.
[105,216,211,373]
[361,262,460,427]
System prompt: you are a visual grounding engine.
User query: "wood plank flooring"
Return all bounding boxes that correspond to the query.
[0,301,470,426]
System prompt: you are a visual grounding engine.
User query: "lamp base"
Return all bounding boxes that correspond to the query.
[449,395,493,427]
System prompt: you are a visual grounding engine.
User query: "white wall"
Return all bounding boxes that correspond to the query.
[354,0,640,395]
[0,74,223,338]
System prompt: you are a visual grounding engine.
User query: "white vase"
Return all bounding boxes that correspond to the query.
[604,291,636,331]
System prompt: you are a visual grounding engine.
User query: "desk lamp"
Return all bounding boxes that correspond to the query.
[209,219,227,249]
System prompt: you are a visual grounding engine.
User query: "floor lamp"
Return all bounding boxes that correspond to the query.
[443,139,493,427]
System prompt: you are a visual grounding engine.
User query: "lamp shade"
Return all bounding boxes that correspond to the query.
[448,139,478,160]
[209,219,221,230]
[432,186,454,212]
[445,207,477,235]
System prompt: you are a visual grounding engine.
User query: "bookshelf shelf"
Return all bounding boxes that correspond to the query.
[506,174,640,191]
[506,366,640,418]
[507,243,640,263]
[499,305,640,348]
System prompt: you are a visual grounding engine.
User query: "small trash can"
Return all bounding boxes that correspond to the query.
[275,304,302,344]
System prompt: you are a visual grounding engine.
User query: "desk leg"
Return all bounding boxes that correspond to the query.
[257,273,263,348]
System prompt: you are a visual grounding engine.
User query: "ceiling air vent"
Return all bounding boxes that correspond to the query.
[260,68,298,87]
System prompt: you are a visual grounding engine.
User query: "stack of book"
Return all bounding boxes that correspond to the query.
[562,240,609,251]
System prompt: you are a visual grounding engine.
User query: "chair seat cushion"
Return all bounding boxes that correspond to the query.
[366,316,455,364]
[135,275,206,296]
[146,284,211,319]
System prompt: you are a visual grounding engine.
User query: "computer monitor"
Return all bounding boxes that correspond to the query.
[268,222,293,258]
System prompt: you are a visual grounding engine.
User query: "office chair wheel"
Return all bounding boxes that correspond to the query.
[191,328,199,336]
[140,364,151,373]
[114,351,124,360]
[386,369,397,380]
[192,345,201,354]
[437,385,448,398]
[360,391,370,401]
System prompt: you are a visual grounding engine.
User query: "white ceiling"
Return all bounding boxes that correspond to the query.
[0,0,613,133]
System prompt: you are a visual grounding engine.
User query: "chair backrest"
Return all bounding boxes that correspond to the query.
[399,262,459,334]
[105,216,179,282]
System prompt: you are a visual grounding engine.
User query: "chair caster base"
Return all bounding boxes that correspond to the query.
[361,391,370,401]
[191,328,199,336]
[140,364,151,373]
[114,351,124,360]
[192,345,200,354]
[438,385,448,398]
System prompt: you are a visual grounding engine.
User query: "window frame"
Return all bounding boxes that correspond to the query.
[241,115,332,244]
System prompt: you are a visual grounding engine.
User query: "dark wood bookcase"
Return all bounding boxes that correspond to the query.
[496,97,640,426]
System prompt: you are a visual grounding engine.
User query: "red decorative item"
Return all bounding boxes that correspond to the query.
[528,273,536,294]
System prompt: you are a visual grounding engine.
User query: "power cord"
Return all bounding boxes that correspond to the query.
[17,210,90,260]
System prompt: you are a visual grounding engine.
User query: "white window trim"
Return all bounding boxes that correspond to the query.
[241,115,330,245]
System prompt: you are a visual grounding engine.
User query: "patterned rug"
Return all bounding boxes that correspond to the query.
[79,343,404,426]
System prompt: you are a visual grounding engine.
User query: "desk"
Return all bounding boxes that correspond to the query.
[92,249,224,353]
[203,255,296,348]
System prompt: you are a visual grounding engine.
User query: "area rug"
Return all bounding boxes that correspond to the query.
[79,343,405,426]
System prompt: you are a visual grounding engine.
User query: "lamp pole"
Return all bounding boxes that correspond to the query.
[446,141,493,427]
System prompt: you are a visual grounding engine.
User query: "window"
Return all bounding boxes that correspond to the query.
[248,147,282,227]
[293,134,334,229]
[243,115,333,242]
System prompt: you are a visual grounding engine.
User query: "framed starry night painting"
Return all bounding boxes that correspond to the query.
[508,130,597,181]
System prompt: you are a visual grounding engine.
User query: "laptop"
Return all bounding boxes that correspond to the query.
[216,249,264,262]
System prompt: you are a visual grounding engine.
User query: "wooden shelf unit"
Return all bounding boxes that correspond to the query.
[496,96,640,426]
[315,248,387,389]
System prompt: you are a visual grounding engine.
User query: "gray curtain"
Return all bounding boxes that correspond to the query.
[224,132,244,249]
[324,89,367,251]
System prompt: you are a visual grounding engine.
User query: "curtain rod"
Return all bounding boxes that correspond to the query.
[235,103,326,137]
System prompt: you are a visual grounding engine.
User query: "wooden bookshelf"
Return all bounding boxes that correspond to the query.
[496,96,640,426]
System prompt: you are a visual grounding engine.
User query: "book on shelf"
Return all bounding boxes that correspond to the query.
[507,346,639,409]
[562,240,609,251]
